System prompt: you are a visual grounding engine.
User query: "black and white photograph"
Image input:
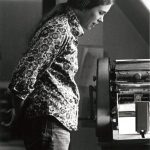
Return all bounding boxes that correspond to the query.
[0,0,149,150]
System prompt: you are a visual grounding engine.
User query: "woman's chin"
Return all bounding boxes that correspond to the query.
[82,24,95,30]
[84,25,92,30]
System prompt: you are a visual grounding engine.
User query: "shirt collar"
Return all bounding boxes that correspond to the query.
[67,6,84,37]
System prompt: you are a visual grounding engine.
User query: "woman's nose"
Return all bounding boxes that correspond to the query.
[97,17,104,23]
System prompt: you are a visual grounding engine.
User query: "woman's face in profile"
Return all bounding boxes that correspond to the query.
[80,4,112,30]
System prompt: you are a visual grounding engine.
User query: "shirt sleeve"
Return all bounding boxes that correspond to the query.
[8,17,68,100]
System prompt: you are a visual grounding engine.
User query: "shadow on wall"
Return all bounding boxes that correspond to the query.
[0,0,43,81]
[116,0,149,44]
[104,4,149,60]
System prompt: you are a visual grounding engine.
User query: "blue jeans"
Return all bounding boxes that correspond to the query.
[23,116,70,150]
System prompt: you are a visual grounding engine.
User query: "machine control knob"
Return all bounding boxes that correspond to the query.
[133,73,142,81]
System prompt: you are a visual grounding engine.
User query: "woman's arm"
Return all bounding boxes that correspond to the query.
[9,18,68,100]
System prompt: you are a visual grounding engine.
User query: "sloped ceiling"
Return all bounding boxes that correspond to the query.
[116,0,149,44]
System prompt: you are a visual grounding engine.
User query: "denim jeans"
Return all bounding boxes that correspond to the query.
[22,116,70,150]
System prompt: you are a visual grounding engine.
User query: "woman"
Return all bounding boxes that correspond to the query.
[8,0,114,149]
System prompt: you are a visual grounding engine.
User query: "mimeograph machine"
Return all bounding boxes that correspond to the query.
[89,58,150,150]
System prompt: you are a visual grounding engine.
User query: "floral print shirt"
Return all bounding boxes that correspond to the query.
[8,6,84,131]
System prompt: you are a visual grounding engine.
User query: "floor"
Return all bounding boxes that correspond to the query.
[0,140,25,150]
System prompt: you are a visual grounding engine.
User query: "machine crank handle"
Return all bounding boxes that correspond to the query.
[89,85,96,120]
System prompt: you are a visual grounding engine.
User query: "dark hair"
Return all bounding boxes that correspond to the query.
[67,0,115,10]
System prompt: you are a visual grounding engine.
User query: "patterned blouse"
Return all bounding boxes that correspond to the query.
[8,6,84,131]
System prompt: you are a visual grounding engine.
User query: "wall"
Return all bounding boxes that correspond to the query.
[0,0,42,81]
[103,5,149,60]
[79,24,103,46]
[116,0,149,44]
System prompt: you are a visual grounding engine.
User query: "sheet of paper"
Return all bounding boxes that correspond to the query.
[118,117,136,134]
[118,117,150,134]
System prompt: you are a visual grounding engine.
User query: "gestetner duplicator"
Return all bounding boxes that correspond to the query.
[90,58,150,143]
